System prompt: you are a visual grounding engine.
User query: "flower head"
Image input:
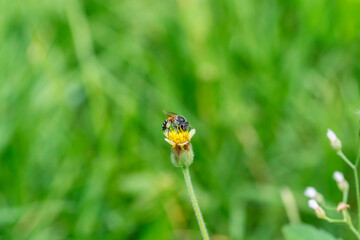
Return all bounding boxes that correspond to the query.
[333,171,344,182]
[308,199,326,219]
[164,129,196,147]
[333,170,349,192]
[304,187,317,199]
[304,186,324,203]
[308,199,320,210]
[164,128,196,167]
[327,129,342,151]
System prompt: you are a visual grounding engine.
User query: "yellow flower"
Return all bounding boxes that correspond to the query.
[164,128,196,167]
[164,129,196,147]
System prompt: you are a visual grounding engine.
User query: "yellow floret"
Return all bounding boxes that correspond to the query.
[167,130,189,145]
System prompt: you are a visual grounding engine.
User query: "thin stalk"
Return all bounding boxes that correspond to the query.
[349,225,360,240]
[182,167,209,240]
[338,150,360,231]
[343,189,349,204]
[324,217,346,223]
[355,167,360,231]
[356,142,360,231]
[337,151,355,169]
[324,212,360,240]
[345,210,360,240]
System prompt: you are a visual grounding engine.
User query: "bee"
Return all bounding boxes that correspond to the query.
[162,111,190,132]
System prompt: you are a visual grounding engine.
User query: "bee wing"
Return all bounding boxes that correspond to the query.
[162,110,178,117]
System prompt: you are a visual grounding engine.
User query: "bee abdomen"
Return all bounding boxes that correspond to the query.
[162,121,167,131]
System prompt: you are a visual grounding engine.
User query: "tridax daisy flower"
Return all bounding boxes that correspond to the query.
[161,112,209,240]
[164,128,196,167]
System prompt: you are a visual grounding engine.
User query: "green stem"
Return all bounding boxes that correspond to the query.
[343,189,349,204]
[324,217,346,223]
[349,225,360,240]
[337,151,355,169]
[338,150,360,231]
[354,167,360,231]
[182,167,209,240]
[355,145,360,168]
[355,142,360,231]
[346,210,360,240]
[324,212,360,240]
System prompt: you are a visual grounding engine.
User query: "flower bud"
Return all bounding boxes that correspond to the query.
[308,199,326,219]
[327,129,342,151]
[333,171,349,192]
[171,143,194,167]
[304,186,324,203]
[333,171,344,182]
[304,187,317,198]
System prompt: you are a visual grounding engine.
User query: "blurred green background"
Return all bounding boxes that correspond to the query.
[1,0,360,239]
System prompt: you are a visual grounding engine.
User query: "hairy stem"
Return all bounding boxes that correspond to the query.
[182,167,209,240]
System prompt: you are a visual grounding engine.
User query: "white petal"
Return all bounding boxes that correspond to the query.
[164,138,175,147]
[327,129,337,142]
[333,171,344,182]
[304,187,317,198]
[163,131,169,138]
[308,199,320,210]
[189,129,196,140]
[178,141,188,146]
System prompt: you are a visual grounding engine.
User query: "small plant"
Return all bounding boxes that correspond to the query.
[302,129,360,239]
[162,111,210,240]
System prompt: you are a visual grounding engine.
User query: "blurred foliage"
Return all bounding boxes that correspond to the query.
[282,224,339,240]
[1,0,360,239]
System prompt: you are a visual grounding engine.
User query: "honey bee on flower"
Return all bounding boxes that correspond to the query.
[161,111,208,239]
[162,111,195,167]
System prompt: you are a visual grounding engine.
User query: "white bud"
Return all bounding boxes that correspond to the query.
[308,199,320,210]
[308,199,326,219]
[304,187,317,198]
[332,171,349,192]
[327,129,342,151]
[333,171,344,182]
[304,187,324,203]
